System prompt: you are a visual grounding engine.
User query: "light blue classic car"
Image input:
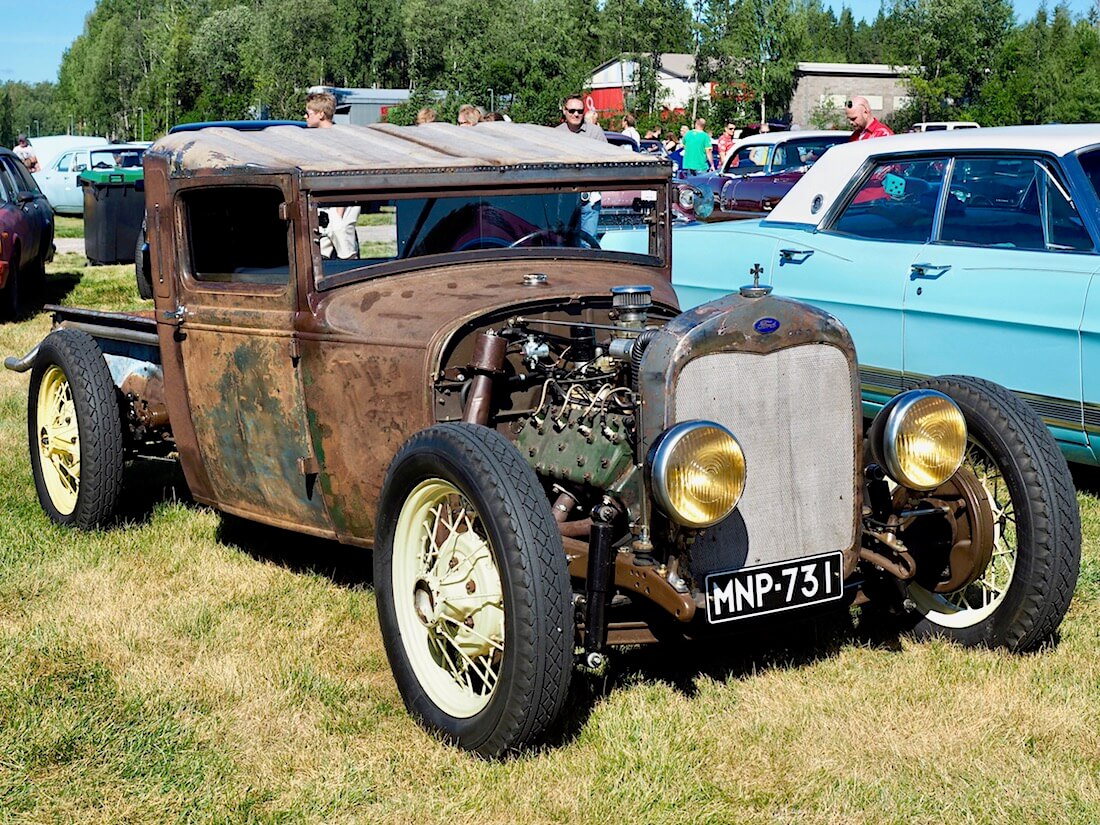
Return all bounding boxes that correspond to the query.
[33,143,147,216]
[604,125,1100,465]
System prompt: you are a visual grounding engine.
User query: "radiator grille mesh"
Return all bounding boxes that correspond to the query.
[674,345,857,566]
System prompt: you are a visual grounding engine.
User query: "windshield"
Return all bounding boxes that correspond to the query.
[89,147,145,170]
[313,187,664,288]
[722,136,845,176]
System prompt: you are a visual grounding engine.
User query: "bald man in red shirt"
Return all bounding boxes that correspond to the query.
[845,96,894,141]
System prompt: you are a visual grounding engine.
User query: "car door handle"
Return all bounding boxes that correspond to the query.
[910,262,951,280]
[779,248,814,264]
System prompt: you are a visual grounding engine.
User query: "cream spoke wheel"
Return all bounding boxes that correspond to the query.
[27,330,124,529]
[35,365,81,516]
[899,376,1079,651]
[392,479,505,718]
[909,440,1018,624]
[375,424,572,755]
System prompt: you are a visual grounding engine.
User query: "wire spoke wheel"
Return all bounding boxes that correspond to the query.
[393,480,505,718]
[908,438,1017,626]
[375,423,572,756]
[901,375,1079,650]
[35,365,81,515]
[27,329,124,529]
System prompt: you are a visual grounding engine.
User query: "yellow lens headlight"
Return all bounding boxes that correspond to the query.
[879,390,967,491]
[649,421,746,528]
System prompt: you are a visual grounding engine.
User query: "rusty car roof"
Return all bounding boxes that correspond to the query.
[149,122,671,184]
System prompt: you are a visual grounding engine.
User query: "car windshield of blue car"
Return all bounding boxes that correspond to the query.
[312,188,664,289]
[89,148,145,170]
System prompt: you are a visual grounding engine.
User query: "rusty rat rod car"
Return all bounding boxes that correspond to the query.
[5,123,1080,756]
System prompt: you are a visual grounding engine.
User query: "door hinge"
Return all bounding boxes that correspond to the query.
[162,304,187,325]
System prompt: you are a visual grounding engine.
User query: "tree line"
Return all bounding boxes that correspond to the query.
[1,0,1098,149]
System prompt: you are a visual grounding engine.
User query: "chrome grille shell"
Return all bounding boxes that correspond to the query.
[637,292,863,576]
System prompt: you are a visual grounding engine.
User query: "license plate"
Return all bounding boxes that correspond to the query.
[705,552,844,623]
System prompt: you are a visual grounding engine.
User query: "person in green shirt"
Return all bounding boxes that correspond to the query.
[681,118,713,174]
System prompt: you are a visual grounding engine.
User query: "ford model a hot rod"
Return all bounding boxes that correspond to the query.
[6,124,1080,756]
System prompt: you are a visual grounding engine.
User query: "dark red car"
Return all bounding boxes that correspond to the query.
[674,130,848,221]
[0,148,54,318]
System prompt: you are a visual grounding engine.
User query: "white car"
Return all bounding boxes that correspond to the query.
[34,144,146,216]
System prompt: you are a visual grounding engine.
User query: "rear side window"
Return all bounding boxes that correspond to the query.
[830,157,947,243]
[940,156,1092,252]
[183,186,290,286]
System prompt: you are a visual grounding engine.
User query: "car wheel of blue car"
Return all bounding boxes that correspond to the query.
[902,375,1080,652]
[374,423,573,756]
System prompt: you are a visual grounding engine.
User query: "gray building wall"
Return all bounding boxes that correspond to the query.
[787,63,909,129]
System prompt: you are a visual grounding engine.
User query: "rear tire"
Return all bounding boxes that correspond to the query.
[903,375,1080,651]
[28,329,125,528]
[375,423,572,756]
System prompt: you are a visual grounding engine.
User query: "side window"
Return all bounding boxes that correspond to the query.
[11,161,39,192]
[1039,164,1093,251]
[725,145,766,174]
[0,160,23,199]
[830,157,946,243]
[183,186,290,286]
[0,168,10,203]
[940,156,1092,252]
[56,153,71,173]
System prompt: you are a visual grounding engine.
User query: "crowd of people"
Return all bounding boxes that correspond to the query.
[187,88,901,263]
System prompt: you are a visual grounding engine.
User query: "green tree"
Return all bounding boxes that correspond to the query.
[699,0,803,123]
[886,0,1012,124]
[0,89,12,148]
[189,6,258,121]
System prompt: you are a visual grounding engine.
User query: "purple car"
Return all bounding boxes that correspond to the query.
[674,130,849,221]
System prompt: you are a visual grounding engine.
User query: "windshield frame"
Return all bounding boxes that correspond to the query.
[309,181,669,293]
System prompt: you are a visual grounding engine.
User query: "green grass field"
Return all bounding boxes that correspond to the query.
[2,257,1100,823]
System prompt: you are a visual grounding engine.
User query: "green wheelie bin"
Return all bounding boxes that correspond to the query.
[80,167,145,265]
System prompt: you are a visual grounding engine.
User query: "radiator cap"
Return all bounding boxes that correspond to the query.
[739,263,773,298]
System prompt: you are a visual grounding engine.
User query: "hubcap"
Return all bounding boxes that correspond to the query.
[36,365,80,516]
[908,439,1017,626]
[392,479,505,718]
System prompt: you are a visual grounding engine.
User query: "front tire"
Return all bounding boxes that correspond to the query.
[27,329,125,528]
[903,375,1080,651]
[375,423,572,756]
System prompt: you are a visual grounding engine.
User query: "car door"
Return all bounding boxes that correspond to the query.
[769,156,949,406]
[903,154,1098,454]
[166,179,331,530]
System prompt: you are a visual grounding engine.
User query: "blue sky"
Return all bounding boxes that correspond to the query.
[2,0,1096,85]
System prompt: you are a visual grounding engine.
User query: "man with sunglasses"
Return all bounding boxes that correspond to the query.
[557,94,607,238]
[716,122,736,165]
[557,94,607,142]
[845,96,894,142]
